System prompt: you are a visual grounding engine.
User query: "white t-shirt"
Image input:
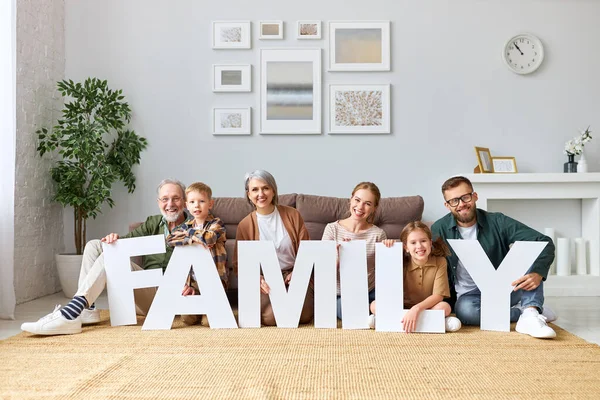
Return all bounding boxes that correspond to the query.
[455,224,479,298]
[256,208,295,271]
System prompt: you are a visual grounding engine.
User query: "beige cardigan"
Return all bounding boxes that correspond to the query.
[233,205,309,274]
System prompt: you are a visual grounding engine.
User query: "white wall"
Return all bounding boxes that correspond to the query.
[0,0,17,318]
[63,0,600,250]
[15,0,65,303]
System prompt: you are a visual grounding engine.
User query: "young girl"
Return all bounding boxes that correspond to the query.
[322,182,387,320]
[369,221,461,333]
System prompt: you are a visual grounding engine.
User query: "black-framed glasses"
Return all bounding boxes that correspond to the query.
[445,192,474,207]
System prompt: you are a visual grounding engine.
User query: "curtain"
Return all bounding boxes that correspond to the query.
[0,0,16,320]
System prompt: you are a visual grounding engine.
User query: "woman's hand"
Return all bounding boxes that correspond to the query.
[382,239,395,248]
[101,233,119,244]
[284,272,293,286]
[401,306,421,333]
[181,284,195,296]
[260,276,270,294]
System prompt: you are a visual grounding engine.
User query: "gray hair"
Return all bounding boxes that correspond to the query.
[244,170,278,207]
[157,179,187,200]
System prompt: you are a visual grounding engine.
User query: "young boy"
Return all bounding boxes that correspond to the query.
[166,182,227,326]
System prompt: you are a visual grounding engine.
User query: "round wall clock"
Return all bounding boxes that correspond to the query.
[503,33,544,75]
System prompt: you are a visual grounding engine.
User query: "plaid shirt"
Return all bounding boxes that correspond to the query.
[166,214,228,288]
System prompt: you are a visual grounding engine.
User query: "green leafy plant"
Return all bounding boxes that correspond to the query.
[36,78,148,254]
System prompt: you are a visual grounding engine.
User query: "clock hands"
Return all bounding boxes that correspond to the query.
[513,42,524,55]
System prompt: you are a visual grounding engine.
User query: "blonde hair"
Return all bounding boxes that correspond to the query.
[400,221,450,259]
[351,182,381,224]
[185,182,212,199]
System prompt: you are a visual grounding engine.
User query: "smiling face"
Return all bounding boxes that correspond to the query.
[157,183,185,223]
[247,178,275,214]
[349,188,376,223]
[443,182,478,227]
[186,190,214,225]
[404,229,432,265]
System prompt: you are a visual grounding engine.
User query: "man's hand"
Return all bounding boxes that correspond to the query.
[260,276,270,295]
[401,306,421,333]
[181,284,196,296]
[101,233,120,244]
[512,272,543,292]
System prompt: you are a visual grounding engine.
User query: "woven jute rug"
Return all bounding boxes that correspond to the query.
[1,311,599,399]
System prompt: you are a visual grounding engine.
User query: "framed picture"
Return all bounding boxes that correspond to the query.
[260,48,321,135]
[329,84,391,134]
[297,20,321,39]
[213,107,251,135]
[492,157,518,173]
[212,21,251,49]
[259,21,283,40]
[328,21,390,71]
[212,64,251,92]
[474,147,494,173]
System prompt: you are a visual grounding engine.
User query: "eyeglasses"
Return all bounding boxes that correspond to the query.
[445,193,474,207]
[157,197,182,204]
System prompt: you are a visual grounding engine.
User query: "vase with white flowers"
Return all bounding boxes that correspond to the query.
[564,126,592,173]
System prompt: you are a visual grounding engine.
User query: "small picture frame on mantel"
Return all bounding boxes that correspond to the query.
[492,156,518,173]
[474,146,494,173]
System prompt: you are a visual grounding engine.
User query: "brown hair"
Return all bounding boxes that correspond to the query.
[185,182,212,199]
[351,182,381,224]
[400,221,450,259]
[441,176,474,195]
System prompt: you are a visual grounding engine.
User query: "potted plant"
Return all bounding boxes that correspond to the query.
[36,78,148,297]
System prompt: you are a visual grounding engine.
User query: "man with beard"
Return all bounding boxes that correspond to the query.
[22,179,189,335]
[431,176,557,339]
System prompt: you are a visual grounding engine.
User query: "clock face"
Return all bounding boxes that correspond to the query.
[503,34,544,75]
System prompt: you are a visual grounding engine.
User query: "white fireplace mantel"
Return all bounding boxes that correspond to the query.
[464,173,600,295]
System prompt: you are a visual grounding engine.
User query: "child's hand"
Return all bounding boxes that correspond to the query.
[181,284,195,296]
[260,276,270,294]
[382,239,395,248]
[402,306,420,333]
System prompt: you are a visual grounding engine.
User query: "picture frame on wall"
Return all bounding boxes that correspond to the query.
[259,21,284,40]
[297,21,321,39]
[213,107,251,135]
[329,84,390,134]
[212,21,251,49]
[328,21,390,71]
[212,64,251,92]
[474,147,494,173]
[492,156,518,173]
[260,48,321,135]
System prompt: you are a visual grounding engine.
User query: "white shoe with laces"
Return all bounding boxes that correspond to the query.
[21,305,82,335]
[515,309,556,339]
[368,314,375,329]
[445,316,462,332]
[81,308,101,324]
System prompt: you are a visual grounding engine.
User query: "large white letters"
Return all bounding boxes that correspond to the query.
[447,240,547,332]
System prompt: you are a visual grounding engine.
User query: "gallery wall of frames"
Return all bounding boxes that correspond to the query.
[211,20,391,136]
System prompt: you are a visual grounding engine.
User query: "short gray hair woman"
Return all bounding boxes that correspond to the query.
[244,169,279,207]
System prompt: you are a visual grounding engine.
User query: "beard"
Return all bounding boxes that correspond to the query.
[453,205,476,225]
[162,209,183,223]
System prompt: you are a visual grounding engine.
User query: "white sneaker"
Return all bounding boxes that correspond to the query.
[542,306,557,323]
[368,314,375,329]
[21,305,82,335]
[445,316,461,332]
[515,310,556,339]
[81,308,101,324]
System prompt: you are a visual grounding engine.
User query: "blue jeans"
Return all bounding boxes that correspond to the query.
[455,280,545,326]
[337,289,376,320]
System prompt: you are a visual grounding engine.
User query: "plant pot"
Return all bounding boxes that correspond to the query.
[55,254,83,298]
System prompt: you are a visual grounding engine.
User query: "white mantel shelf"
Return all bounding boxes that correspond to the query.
[464,173,600,295]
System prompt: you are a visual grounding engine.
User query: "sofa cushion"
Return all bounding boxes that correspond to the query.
[296,194,424,240]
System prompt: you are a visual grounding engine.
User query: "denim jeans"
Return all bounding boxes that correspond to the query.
[337,289,376,320]
[454,276,545,326]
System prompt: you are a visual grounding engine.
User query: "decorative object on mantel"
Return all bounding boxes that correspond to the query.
[564,126,592,173]
[491,156,518,173]
[473,146,494,173]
